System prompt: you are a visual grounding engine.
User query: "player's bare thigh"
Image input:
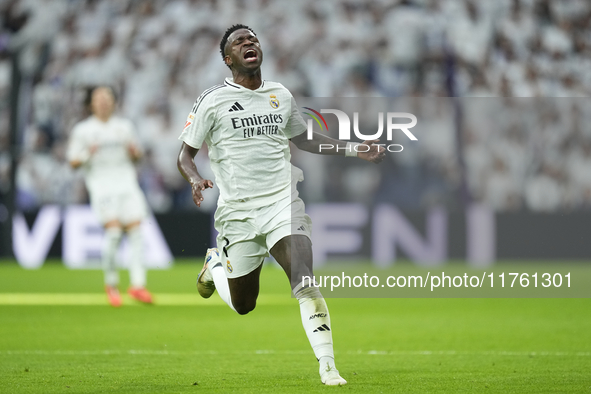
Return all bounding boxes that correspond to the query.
[104,220,121,229]
[271,235,313,290]
[103,220,141,232]
[226,235,312,314]
[124,220,141,232]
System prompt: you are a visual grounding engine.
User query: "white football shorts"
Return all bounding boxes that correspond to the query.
[214,195,312,279]
[89,187,148,226]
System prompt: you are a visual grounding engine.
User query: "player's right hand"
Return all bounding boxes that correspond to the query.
[358,139,386,164]
[191,179,214,207]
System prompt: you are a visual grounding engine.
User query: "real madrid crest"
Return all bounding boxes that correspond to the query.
[270,94,279,109]
[226,260,233,273]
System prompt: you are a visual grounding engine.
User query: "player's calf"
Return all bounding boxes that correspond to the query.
[226,264,264,315]
[231,298,257,315]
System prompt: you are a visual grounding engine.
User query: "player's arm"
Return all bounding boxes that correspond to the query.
[286,95,384,163]
[291,132,385,164]
[177,142,213,208]
[178,89,217,207]
[124,119,143,163]
[67,125,95,169]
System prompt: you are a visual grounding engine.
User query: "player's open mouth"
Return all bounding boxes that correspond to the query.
[244,49,258,62]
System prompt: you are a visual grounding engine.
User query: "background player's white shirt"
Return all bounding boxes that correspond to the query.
[67,115,142,196]
[179,78,307,210]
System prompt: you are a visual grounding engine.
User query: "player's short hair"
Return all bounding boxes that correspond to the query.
[83,85,118,108]
[219,24,256,69]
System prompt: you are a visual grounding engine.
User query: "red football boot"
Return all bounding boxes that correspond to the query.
[105,285,122,307]
[128,287,153,304]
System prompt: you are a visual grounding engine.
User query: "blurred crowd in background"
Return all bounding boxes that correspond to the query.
[0,0,590,213]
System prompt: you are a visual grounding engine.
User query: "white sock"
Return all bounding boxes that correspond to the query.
[127,226,146,288]
[102,227,123,286]
[210,253,236,312]
[294,285,336,371]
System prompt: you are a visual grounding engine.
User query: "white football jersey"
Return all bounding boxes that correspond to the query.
[179,78,307,210]
[67,115,142,196]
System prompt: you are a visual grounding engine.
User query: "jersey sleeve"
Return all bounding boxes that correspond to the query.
[178,92,217,149]
[66,123,88,162]
[285,95,307,139]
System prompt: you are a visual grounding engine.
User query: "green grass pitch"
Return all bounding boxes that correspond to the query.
[0,260,590,393]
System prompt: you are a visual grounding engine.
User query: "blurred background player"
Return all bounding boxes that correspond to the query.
[177,24,384,386]
[67,86,152,307]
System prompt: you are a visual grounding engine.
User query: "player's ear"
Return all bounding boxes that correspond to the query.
[224,55,232,68]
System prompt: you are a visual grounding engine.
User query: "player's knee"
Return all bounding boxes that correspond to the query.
[233,300,256,315]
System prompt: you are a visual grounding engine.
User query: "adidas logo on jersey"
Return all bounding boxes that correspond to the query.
[313,324,331,332]
[228,102,245,112]
[297,225,306,231]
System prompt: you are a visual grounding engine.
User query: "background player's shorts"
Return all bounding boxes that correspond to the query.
[214,195,312,279]
[89,187,148,226]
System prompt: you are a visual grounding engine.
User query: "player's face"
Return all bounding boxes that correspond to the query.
[224,29,263,72]
[91,87,115,119]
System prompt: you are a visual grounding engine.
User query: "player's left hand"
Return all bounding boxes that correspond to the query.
[128,144,142,161]
[191,179,214,207]
[357,139,386,164]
